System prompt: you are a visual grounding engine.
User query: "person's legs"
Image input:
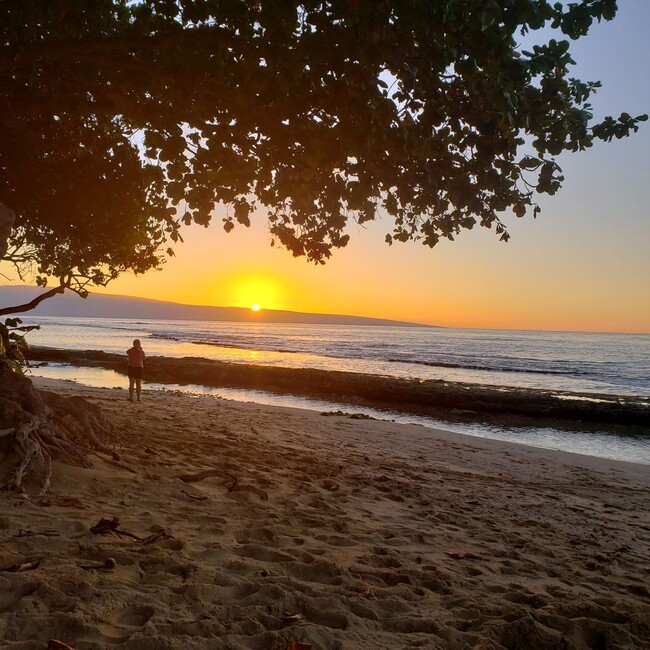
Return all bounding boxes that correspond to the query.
[136,378,142,401]
[129,376,135,401]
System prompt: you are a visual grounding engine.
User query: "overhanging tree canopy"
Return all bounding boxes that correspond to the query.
[0,0,647,494]
[1,0,645,305]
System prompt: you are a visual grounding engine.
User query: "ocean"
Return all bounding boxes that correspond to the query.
[22,316,650,464]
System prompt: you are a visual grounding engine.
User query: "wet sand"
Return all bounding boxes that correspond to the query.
[1,379,649,649]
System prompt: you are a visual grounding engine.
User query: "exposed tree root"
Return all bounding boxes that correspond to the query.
[0,369,119,495]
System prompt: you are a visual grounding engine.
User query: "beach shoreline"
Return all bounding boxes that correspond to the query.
[27,346,650,433]
[1,379,649,648]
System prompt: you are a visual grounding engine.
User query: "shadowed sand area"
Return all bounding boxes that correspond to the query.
[1,380,649,649]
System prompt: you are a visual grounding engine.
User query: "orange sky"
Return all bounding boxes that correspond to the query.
[2,3,649,334]
[98,4,650,333]
[90,175,649,333]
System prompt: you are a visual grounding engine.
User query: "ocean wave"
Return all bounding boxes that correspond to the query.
[148,333,181,341]
[192,339,238,349]
[146,333,633,384]
[388,357,592,377]
[24,317,650,398]
[188,340,298,355]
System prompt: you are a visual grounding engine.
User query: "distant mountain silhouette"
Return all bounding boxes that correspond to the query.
[0,285,427,327]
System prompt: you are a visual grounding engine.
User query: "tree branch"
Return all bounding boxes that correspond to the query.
[0,284,67,317]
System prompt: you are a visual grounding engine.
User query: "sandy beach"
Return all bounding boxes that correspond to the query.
[1,379,649,649]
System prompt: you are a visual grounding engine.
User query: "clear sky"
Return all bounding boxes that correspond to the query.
[5,1,650,333]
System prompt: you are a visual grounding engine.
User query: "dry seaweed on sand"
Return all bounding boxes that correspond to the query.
[89,516,141,540]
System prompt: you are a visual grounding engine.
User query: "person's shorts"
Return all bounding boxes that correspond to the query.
[127,366,143,379]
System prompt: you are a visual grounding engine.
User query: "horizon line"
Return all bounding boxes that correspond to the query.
[1,283,648,336]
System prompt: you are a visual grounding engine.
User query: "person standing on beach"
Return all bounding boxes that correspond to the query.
[126,339,145,402]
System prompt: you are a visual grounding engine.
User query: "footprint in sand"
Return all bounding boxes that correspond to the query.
[58,519,86,534]
[0,580,40,612]
[98,604,154,641]
[235,526,278,545]
[234,543,295,563]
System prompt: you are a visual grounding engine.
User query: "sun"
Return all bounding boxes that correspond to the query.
[251,303,261,312]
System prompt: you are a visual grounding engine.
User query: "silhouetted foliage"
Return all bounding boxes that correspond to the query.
[0,0,646,294]
[0,0,647,493]
[0,317,39,374]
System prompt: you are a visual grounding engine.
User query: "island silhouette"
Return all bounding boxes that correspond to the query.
[0,285,427,327]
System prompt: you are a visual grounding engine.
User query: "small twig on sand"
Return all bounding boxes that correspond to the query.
[1,559,41,573]
[142,530,173,545]
[47,640,77,650]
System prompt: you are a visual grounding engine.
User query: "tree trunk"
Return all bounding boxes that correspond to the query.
[1,204,118,493]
